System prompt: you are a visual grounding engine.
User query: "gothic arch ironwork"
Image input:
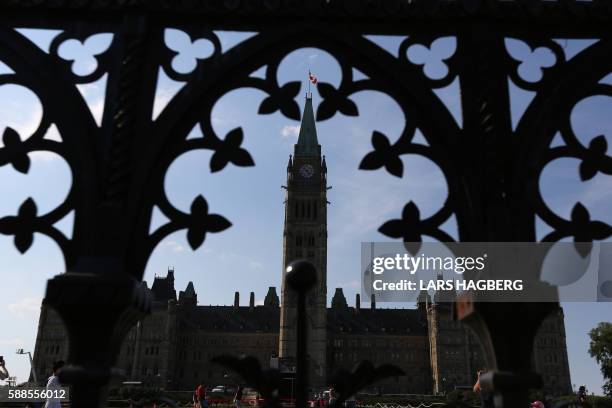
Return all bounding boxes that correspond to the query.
[0,1,611,407]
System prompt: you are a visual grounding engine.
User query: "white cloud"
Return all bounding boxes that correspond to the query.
[163,240,186,253]
[281,125,300,139]
[338,280,360,289]
[0,338,24,347]
[7,297,39,318]
[249,261,263,270]
[255,299,265,306]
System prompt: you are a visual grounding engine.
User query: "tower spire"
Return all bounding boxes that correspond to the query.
[295,94,319,157]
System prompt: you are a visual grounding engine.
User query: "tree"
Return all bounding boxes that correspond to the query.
[589,322,612,396]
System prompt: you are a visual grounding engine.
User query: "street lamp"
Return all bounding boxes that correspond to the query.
[16,349,37,384]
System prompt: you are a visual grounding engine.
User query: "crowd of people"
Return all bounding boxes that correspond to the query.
[192,384,243,408]
[0,358,598,408]
[190,384,351,408]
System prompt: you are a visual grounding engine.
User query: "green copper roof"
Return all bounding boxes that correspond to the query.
[295,96,319,156]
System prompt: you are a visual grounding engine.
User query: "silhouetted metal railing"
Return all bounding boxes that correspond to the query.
[213,261,405,408]
[0,1,610,407]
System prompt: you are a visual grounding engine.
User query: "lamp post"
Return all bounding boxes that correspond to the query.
[285,260,317,408]
[16,348,37,384]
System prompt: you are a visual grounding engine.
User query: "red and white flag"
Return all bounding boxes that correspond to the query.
[308,71,317,85]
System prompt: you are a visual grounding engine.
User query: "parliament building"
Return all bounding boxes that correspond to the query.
[32,95,572,396]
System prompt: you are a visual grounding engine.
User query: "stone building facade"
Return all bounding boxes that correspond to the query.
[32,95,572,396]
[31,276,572,395]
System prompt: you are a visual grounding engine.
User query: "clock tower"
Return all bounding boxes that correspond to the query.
[279,93,328,387]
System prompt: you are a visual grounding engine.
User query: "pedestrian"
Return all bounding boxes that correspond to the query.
[0,356,8,381]
[193,389,200,408]
[44,360,64,408]
[328,387,336,406]
[234,385,243,408]
[196,384,208,408]
[473,369,493,408]
[578,385,588,406]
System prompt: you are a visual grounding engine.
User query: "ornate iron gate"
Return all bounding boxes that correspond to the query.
[0,1,611,407]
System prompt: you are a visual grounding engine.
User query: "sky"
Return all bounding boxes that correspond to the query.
[0,29,610,394]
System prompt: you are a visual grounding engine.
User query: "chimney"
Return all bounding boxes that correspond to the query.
[355,294,361,314]
[234,291,240,309]
[371,293,376,310]
[249,292,255,311]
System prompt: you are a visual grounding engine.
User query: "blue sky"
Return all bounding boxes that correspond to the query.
[0,29,610,394]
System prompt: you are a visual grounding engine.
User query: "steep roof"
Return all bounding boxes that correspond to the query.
[176,303,426,337]
[180,306,280,333]
[151,275,177,302]
[184,281,196,296]
[327,308,427,336]
[295,95,319,156]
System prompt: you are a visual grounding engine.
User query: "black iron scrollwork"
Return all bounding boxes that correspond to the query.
[1,2,612,408]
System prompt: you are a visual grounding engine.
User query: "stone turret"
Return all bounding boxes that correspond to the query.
[331,288,348,309]
[178,281,197,308]
[264,287,279,307]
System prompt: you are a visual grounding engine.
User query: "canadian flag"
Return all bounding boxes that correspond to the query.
[308,71,317,85]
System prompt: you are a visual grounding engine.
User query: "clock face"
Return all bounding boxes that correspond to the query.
[299,164,314,178]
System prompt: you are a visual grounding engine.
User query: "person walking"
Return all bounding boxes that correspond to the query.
[0,356,9,381]
[328,387,336,407]
[578,385,588,407]
[233,385,243,408]
[473,369,493,408]
[196,384,208,408]
[44,360,64,408]
[193,388,200,408]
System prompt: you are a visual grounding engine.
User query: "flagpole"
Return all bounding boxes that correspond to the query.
[308,69,311,97]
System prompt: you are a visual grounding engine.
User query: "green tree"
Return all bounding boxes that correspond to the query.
[589,322,612,396]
